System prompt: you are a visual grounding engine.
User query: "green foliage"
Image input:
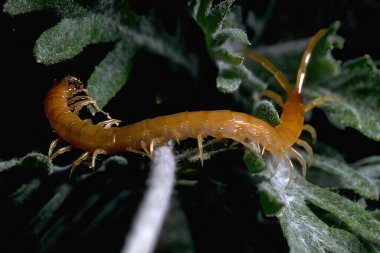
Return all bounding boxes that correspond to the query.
[305,55,380,140]
[252,100,281,127]
[4,0,193,108]
[243,149,267,173]
[191,0,254,92]
[355,156,380,192]
[245,155,380,252]
[312,154,378,200]
[0,152,53,174]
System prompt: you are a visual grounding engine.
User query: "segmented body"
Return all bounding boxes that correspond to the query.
[45,28,335,184]
[45,81,302,156]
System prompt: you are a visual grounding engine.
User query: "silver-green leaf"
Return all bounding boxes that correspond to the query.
[34,14,120,65]
[87,41,136,108]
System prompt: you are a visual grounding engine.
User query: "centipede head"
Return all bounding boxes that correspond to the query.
[62,75,84,90]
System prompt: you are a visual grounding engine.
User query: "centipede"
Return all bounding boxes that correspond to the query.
[44,28,337,185]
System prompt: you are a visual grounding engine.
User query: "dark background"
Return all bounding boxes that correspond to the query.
[0,1,379,252]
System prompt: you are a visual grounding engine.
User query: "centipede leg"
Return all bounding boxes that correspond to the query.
[80,88,114,119]
[126,148,149,157]
[141,141,151,158]
[172,131,180,145]
[50,146,72,160]
[271,153,281,176]
[289,147,307,179]
[260,90,284,108]
[197,135,204,166]
[97,119,122,129]
[91,149,107,169]
[48,138,61,158]
[70,152,90,177]
[302,124,317,144]
[305,96,340,112]
[261,145,266,156]
[69,87,86,97]
[69,91,113,120]
[149,138,158,157]
[230,136,252,150]
[257,144,261,154]
[282,153,294,188]
[229,140,240,149]
[69,100,97,114]
[67,95,93,106]
[296,139,313,167]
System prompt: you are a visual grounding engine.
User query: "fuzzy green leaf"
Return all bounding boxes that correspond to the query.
[5,0,193,107]
[34,14,120,65]
[214,48,244,64]
[213,28,251,46]
[252,100,281,127]
[192,0,252,93]
[248,161,380,252]
[305,21,344,81]
[305,55,380,140]
[216,65,243,92]
[3,0,87,17]
[87,41,136,108]
[205,0,234,34]
[304,180,380,244]
[278,188,372,253]
[0,152,53,174]
[354,156,380,193]
[193,0,212,21]
[243,149,266,174]
[311,154,379,200]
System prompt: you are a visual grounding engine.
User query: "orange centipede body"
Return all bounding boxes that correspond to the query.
[44,28,337,184]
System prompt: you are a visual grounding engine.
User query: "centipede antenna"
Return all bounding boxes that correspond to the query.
[197,135,204,166]
[282,153,294,188]
[295,29,327,93]
[289,147,307,179]
[241,49,292,93]
[296,139,313,167]
[50,146,72,160]
[302,124,317,144]
[70,152,90,177]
